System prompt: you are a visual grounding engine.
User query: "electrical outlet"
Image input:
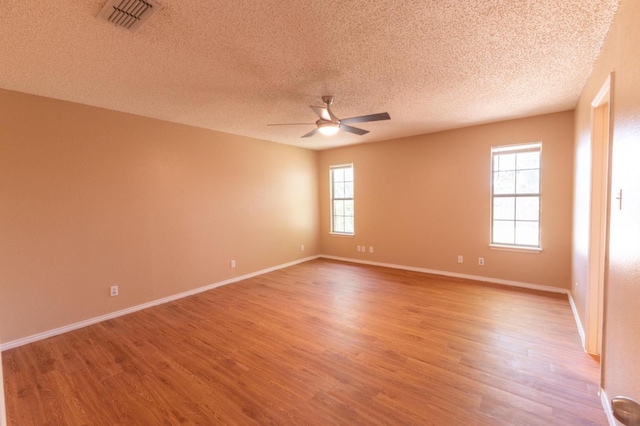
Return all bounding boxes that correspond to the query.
[230,260,236,268]
[478,257,485,266]
[301,244,305,251]
[357,245,361,252]
[458,255,463,263]
[369,246,374,253]
[110,285,118,297]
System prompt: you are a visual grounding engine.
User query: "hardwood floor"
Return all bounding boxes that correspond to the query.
[2,259,606,425]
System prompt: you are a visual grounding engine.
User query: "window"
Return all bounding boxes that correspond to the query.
[491,142,541,249]
[330,164,354,235]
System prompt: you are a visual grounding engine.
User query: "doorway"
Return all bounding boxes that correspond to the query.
[586,74,613,357]
[0,338,5,425]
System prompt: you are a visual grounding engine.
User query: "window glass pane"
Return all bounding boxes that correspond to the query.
[491,145,541,248]
[515,221,539,246]
[333,200,344,216]
[516,151,540,170]
[344,217,354,234]
[344,182,354,198]
[516,170,539,194]
[493,197,515,220]
[516,197,539,221]
[330,165,354,234]
[343,167,353,182]
[493,220,515,244]
[344,200,354,216]
[495,153,516,171]
[493,171,515,194]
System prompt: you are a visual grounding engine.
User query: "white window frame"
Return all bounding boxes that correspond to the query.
[330,164,355,235]
[490,142,542,250]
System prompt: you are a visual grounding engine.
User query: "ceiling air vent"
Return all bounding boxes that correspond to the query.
[97,0,162,32]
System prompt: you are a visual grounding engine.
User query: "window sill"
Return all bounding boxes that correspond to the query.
[329,232,355,238]
[490,244,542,253]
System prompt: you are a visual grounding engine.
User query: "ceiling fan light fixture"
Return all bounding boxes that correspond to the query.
[318,122,340,136]
[267,96,390,138]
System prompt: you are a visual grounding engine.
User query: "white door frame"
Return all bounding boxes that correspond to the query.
[586,73,613,356]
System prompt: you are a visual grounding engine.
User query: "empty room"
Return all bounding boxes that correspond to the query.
[1,0,639,425]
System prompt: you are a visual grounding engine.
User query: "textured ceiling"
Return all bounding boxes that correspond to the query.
[0,0,621,150]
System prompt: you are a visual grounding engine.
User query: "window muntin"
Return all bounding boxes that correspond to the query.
[330,164,354,235]
[491,143,541,248]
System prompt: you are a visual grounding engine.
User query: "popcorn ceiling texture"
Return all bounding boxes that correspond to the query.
[0,0,621,149]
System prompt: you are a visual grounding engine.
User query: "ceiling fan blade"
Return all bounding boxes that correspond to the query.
[310,106,331,121]
[267,123,315,126]
[340,125,369,136]
[340,112,391,124]
[301,128,320,138]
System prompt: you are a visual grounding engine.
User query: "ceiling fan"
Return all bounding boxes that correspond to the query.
[268,96,391,138]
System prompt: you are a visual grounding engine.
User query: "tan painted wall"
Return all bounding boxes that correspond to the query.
[572,0,640,409]
[0,89,319,344]
[318,111,574,289]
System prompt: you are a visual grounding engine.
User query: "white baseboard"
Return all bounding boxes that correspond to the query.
[0,256,319,352]
[568,292,587,351]
[319,255,570,295]
[601,388,617,425]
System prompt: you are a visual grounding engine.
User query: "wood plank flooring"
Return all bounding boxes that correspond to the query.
[2,259,606,425]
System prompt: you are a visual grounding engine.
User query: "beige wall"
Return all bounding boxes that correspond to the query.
[318,111,574,289]
[572,0,640,411]
[0,89,319,343]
